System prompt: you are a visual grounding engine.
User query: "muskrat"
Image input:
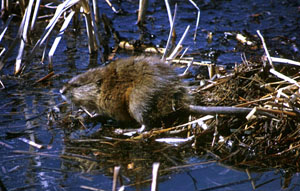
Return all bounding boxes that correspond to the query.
[60,56,267,129]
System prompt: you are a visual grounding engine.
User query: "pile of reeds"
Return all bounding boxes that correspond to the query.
[195,55,300,166]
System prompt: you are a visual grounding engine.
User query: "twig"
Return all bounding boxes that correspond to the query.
[80,185,105,191]
[180,46,190,59]
[18,138,43,149]
[179,57,193,76]
[155,136,194,145]
[171,58,211,66]
[270,56,300,67]
[0,140,13,149]
[246,169,256,190]
[163,160,216,172]
[245,107,257,121]
[35,71,55,84]
[270,68,300,88]
[234,96,273,107]
[197,177,259,191]
[132,115,213,140]
[241,52,249,65]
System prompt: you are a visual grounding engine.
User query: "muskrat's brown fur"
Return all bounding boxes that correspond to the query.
[61,56,192,128]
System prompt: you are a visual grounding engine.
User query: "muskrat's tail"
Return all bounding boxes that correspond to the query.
[188,105,276,117]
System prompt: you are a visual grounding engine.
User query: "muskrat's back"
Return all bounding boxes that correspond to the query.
[61,56,191,128]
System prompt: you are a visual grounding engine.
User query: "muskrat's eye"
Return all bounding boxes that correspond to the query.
[96,79,102,85]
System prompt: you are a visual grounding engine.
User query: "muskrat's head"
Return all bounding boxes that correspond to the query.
[60,67,104,113]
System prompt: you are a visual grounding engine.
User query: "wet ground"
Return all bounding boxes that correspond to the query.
[1,0,300,190]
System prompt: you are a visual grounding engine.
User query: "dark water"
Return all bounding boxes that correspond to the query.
[1,0,300,190]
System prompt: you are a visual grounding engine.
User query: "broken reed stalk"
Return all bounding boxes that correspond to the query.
[0,14,14,43]
[151,163,160,191]
[167,25,190,61]
[0,48,5,58]
[87,2,106,62]
[0,34,19,71]
[163,0,176,43]
[256,30,274,68]
[26,0,105,71]
[179,57,193,76]
[137,0,149,25]
[19,0,26,16]
[0,79,5,89]
[81,0,98,53]
[112,166,121,191]
[164,0,173,29]
[48,11,75,68]
[30,0,41,31]
[105,0,119,14]
[28,0,80,66]
[41,34,51,64]
[92,0,99,23]
[1,0,6,12]
[188,0,200,41]
[257,30,300,89]
[15,0,34,74]
[162,3,177,60]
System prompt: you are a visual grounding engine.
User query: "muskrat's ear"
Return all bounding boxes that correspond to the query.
[70,81,82,88]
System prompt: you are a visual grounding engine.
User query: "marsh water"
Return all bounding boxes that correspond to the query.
[1,0,300,190]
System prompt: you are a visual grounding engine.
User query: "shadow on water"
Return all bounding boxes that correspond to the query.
[1,0,300,190]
